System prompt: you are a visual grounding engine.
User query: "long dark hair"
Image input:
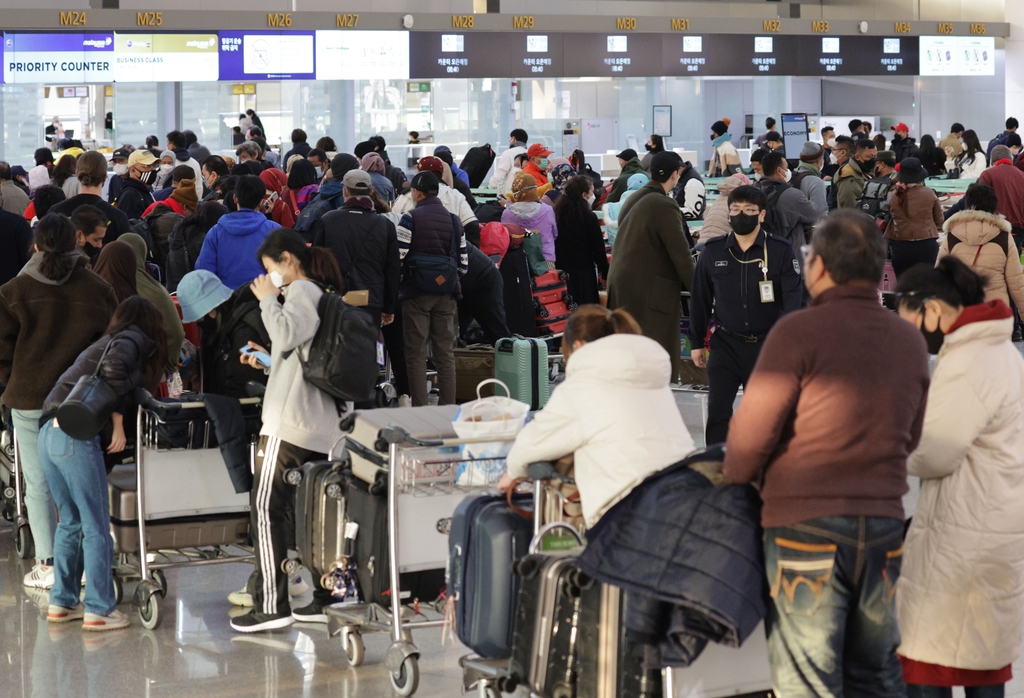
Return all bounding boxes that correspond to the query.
[33,214,77,281]
[959,130,984,166]
[369,188,392,214]
[553,176,594,227]
[287,159,320,190]
[51,154,78,187]
[106,296,169,385]
[257,228,343,290]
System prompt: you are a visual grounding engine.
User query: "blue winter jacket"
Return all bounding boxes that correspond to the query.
[195,209,279,289]
[578,445,767,668]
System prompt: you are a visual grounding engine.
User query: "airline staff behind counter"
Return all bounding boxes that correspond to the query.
[688,184,803,446]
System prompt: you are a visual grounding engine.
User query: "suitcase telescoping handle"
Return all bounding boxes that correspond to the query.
[528,522,584,554]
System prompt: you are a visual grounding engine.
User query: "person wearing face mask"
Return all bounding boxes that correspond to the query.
[688,184,802,445]
[893,255,1024,698]
[757,151,820,259]
[201,155,230,202]
[488,129,529,190]
[153,151,176,190]
[749,148,766,181]
[606,148,645,203]
[640,134,665,172]
[229,229,346,633]
[113,149,158,221]
[105,148,131,206]
[884,157,944,278]
[764,131,785,156]
[708,119,741,177]
[70,205,107,258]
[794,142,829,219]
[521,143,552,187]
[607,151,695,383]
[195,175,280,290]
[553,175,609,306]
[834,139,877,210]
[723,210,930,698]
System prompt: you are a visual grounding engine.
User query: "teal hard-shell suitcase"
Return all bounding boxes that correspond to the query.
[494,337,549,410]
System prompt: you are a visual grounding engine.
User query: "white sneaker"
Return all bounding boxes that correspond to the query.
[47,603,85,623]
[398,395,412,407]
[83,609,130,632]
[227,576,308,607]
[24,564,55,589]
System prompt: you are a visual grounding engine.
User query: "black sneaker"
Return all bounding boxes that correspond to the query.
[229,610,295,633]
[291,601,328,624]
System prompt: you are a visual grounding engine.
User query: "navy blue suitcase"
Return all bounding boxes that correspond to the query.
[448,493,533,659]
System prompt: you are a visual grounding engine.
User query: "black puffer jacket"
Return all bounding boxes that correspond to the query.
[315,201,400,313]
[201,286,272,399]
[41,327,156,424]
[166,216,212,293]
[577,445,766,668]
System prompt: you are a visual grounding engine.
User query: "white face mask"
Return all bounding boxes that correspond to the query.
[829,153,839,165]
[585,194,596,206]
[113,163,128,176]
[268,270,285,288]
[753,172,763,181]
[826,138,837,148]
[159,163,174,177]
[783,169,793,183]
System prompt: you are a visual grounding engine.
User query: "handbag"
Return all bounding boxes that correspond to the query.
[55,339,120,441]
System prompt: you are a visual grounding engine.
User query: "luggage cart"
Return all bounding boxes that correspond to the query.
[118,392,260,630]
[326,428,513,697]
[1,424,34,559]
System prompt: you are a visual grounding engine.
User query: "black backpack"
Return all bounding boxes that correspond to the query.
[760,181,791,237]
[286,286,379,402]
[292,189,345,242]
[857,176,895,219]
[460,145,496,188]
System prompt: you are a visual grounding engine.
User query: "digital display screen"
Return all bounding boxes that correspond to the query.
[4,32,113,84]
[754,37,774,53]
[511,33,563,75]
[563,33,661,77]
[408,32,512,78]
[796,35,918,76]
[526,35,548,53]
[113,33,218,83]
[781,113,808,155]
[218,30,315,81]
[314,30,408,80]
[441,34,464,52]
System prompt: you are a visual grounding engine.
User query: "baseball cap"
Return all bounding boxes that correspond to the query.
[112,147,131,162]
[10,166,27,180]
[343,169,372,194]
[891,122,910,133]
[417,156,445,175]
[411,171,440,195]
[128,149,157,167]
[527,143,553,158]
[650,151,683,183]
[616,148,638,162]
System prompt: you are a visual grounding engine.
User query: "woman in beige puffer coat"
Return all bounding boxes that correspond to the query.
[937,183,1024,311]
[698,173,751,245]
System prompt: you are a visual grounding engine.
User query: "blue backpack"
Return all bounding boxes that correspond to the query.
[292,189,345,241]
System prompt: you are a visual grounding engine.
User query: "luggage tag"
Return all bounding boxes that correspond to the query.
[376,341,385,367]
[758,248,774,303]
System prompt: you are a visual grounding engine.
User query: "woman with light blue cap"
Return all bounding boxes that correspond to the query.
[602,172,650,247]
[176,269,270,399]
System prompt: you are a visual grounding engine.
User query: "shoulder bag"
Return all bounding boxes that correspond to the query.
[56,339,120,441]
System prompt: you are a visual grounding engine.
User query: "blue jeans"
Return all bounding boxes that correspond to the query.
[765,516,906,698]
[12,408,56,562]
[38,420,115,616]
[907,685,1005,698]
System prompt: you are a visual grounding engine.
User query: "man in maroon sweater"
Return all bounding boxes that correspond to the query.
[979,144,1024,253]
[724,210,930,698]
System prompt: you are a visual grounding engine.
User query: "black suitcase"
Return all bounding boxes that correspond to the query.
[499,247,538,338]
[577,586,662,698]
[294,459,347,589]
[448,493,533,659]
[344,473,445,606]
[460,144,496,188]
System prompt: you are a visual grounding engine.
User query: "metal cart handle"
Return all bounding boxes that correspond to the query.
[134,388,261,413]
[526,461,574,485]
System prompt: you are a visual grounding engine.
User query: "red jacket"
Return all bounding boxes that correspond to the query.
[142,197,184,218]
[979,163,1024,229]
[521,161,549,187]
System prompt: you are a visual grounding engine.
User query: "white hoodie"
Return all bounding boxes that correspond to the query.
[506,333,695,527]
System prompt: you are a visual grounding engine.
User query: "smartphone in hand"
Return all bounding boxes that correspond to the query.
[239,345,272,368]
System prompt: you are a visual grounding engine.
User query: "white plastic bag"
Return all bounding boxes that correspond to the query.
[452,379,530,460]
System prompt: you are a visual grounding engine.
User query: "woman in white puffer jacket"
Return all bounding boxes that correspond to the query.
[894,256,1024,698]
[499,305,695,528]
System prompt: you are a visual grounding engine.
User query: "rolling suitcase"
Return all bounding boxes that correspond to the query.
[577,585,661,698]
[531,270,571,305]
[500,247,539,338]
[448,493,533,659]
[460,144,497,189]
[535,304,573,338]
[879,260,896,294]
[340,406,459,494]
[494,337,549,410]
[294,458,347,589]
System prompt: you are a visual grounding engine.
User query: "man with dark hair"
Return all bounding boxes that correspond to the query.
[750,148,766,180]
[824,134,854,182]
[834,139,877,210]
[70,204,107,254]
[50,151,130,245]
[183,129,212,166]
[940,123,963,161]
[689,184,801,444]
[607,151,694,382]
[354,140,376,160]
[283,129,311,167]
[306,148,328,180]
[820,126,836,164]
[202,155,230,201]
[396,171,468,406]
[988,117,1019,161]
[195,175,278,289]
[889,122,916,162]
[0,162,29,216]
[166,129,202,184]
[724,209,930,698]
[758,150,819,255]
[755,117,777,149]
[764,131,784,154]
[34,147,54,168]
[32,186,65,220]
[849,118,866,140]
[489,128,529,189]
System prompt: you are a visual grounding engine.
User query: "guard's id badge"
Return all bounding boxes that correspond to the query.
[759,280,775,303]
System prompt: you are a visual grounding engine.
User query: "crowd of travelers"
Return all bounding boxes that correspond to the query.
[3,111,1024,698]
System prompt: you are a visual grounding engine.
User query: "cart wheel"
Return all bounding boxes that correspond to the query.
[552,682,573,698]
[15,524,33,560]
[112,576,123,605]
[285,469,303,486]
[135,583,163,630]
[150,570,168,597]
[390,655,419,697]
[342,629,365,667]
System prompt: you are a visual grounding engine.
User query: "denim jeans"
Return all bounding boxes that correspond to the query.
[907,684,1005,698]
[764,516,906,698]
[38,420,116,616]
[12,408,56,562]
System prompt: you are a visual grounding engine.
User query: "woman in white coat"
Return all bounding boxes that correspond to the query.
[498,305,695,528]
[894,255,1024,698]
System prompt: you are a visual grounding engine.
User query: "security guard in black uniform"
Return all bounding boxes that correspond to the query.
[689,184,803,445]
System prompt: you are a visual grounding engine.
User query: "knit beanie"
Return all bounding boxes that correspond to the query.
[170,179,199,212]
[800,142,825,162]
[711,120,729,136]
[992,145,1013,164]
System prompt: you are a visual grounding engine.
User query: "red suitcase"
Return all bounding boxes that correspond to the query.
[531,270,571,305]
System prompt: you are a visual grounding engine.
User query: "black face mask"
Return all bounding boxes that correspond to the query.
[138,169,156,186]
[197,315,219,336]
[920,318,945,354]
[645,143,654,152]
[729,212,760,236]
[858,157,876,173]
[82,242,99,258]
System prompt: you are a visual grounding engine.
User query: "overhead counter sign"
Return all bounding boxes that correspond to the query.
[4,32,114,83]
[113,33,218,82]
